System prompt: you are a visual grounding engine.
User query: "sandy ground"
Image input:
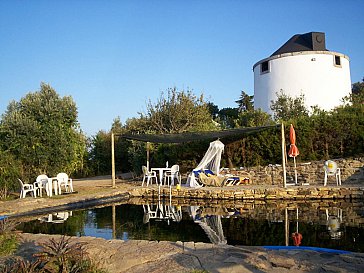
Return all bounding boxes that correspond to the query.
[0,176,132,216]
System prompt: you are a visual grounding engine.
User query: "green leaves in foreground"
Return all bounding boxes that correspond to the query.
[0,235,107,273]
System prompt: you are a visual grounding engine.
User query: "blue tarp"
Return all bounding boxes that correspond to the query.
[263,246,351,254]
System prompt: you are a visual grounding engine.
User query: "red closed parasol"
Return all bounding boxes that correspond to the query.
[288,124,299,184]
[288,124,299,157]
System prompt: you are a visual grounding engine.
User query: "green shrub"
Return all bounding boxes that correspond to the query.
[0,150,22,199]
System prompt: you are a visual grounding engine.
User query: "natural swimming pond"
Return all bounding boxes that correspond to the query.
[16,199,364,253]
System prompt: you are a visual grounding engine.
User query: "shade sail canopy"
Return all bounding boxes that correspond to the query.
[118,124,279,143]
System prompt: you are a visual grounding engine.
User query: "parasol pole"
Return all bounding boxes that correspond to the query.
[294,156,298,185]
[281,123,287,188]
[296,207,299,233]
[285,207,289,246]
[146,141,150,171]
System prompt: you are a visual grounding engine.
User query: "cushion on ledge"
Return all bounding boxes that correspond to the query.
[193,170,202,177]
[204,169,214,176]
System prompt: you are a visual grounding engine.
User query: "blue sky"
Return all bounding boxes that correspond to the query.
[1,0,363,136]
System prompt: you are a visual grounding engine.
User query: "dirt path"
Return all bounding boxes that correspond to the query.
[0,176,132,216]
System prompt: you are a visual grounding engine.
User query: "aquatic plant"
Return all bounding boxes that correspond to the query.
[36,235,107,273]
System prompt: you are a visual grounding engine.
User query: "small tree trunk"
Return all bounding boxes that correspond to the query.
[242,138,246,167]
[226,146,234,169]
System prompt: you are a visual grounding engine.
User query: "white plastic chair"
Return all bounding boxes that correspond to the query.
[18,178,37,198]
[57,173,74,194]
[324,160,341,186]
[141,166,158,186]
[51,211,72,223]
[34,174,50,197]
[143,204,159,223]
[163,165,181,186]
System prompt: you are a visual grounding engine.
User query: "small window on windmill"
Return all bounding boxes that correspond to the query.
[261,60,270,74]
[334,55,341,67]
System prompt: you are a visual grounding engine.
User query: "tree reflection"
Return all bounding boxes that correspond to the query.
[16,202,364,253]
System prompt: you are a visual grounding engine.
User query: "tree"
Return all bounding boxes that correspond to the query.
[217,107,239,128]
[236,109,273,127]
[0,83,87,179]
[0,149,22,198]
[145,87,217,134]
[235,91,254,112]
[352,77,364,95]
[206,102,219,119]
[351,77,364,105]
[88,130,112,175]
[111,116,123,133]
[270,90,309,121]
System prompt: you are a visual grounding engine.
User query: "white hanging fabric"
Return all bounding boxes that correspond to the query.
[187,139,225,188]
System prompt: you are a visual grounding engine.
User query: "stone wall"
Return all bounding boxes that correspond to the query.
[231,157,364,186]
[131,184,364,201]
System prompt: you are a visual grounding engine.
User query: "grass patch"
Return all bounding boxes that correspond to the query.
[0,234,18,256]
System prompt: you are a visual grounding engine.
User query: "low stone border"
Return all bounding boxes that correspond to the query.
[130,185,364,200]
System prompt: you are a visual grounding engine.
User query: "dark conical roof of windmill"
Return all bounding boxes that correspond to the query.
[271,32,327,57]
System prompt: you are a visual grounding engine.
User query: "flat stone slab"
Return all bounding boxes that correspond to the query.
[10,233,364,273]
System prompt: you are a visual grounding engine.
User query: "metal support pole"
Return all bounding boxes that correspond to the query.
[111,132,116,188]
[281,123,287,188]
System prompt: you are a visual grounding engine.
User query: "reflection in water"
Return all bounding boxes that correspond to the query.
[38,211,73,224]
[285,207,300,246]
[190,206,227,245]
[326,208,343,239]
[142,203,182,225]
[16,199,364,253]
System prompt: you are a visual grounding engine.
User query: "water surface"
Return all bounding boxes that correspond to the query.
[16,199,364,253]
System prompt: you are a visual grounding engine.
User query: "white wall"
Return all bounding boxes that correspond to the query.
[253,51,351,114]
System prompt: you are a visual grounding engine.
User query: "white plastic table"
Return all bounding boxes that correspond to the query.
[151,167,171,185]
[47,177,59,196]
